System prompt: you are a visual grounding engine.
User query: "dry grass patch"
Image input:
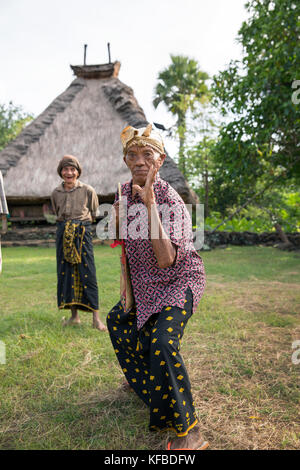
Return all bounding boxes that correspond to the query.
[0,246,299,449]
[182,278,300,449]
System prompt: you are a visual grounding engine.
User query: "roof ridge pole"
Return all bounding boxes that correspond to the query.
[84,44,87,65]
[107,42,111,64]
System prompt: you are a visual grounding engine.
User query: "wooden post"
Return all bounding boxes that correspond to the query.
[84,44,87,65]
[107,43,111,63]
[1,215,7,235]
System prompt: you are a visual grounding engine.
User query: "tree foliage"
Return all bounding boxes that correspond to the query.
[212,0,300,201]
[153,55,210,176]
[0,102,33,151]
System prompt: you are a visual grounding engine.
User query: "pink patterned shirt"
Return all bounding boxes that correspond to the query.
[115,175,206,330]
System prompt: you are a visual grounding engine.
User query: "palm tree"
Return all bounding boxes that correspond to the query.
[153,55,210,176]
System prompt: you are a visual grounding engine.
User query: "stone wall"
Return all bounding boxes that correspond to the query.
[2,225,299,249]
[204,230,300,248]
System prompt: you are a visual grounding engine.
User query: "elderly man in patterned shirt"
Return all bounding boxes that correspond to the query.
[106,125,208,450]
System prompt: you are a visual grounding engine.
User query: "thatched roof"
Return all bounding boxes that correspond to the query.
[0,62,197,204]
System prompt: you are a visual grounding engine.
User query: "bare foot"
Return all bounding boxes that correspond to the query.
[92,319,107,332]
[62,316,81,327]
[168,425,209,450]
[121,381,134,392]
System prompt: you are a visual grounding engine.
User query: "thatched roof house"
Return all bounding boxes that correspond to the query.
[0,61,197,222]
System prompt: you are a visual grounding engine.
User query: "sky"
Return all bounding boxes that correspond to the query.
[0,0,249,156]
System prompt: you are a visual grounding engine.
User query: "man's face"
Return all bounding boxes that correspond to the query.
[61,165,79,185]
[124,145,165,186]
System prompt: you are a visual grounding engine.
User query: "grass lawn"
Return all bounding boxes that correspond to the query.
[0,245,299,450]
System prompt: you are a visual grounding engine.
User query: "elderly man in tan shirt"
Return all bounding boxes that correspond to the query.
[51,155,106,332]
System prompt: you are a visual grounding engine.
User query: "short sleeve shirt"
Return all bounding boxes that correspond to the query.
[115,174,206,329]
[51,180,99,222]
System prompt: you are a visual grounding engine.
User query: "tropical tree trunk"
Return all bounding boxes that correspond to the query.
[178,115,186,177]
[204,163,209,219]
[274,222,293,249]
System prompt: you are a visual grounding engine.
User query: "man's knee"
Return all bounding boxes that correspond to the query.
[152,332,178,357]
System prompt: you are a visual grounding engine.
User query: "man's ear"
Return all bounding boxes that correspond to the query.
[123,155,128,166]
[158,153,166,168]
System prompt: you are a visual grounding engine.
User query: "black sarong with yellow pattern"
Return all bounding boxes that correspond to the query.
[56,220,99,312]
[107,288,198,437]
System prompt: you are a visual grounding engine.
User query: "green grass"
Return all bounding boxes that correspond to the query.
[0,245,300,449]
